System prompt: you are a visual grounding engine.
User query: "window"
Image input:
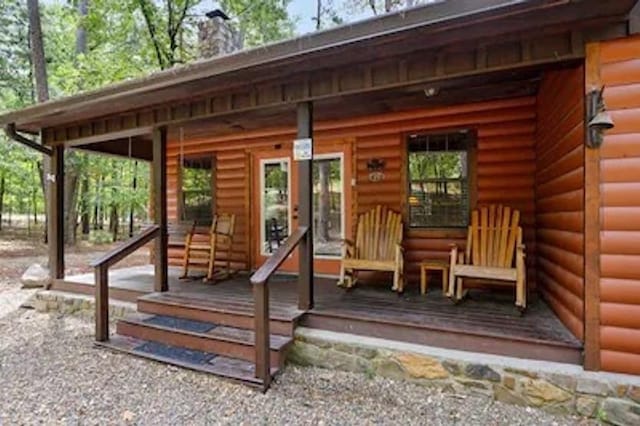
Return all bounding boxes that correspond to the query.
[407,131,472,228]
[180,155,214,223]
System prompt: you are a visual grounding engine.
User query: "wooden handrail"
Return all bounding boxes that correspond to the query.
[90,225,160,268]
[250,226,309,286]
[249,226,308,391]
[92,225,160,342]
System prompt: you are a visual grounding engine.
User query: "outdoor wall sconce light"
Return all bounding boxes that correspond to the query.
[367,158,386,182]
[586,87,615,149]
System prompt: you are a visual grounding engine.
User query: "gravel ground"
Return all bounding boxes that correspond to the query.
[0,233,593,425]
[0,301,593,426]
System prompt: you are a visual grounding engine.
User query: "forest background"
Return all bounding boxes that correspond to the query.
[0,0,429,245]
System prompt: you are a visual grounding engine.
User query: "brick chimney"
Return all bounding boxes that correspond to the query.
[198,10,243,58]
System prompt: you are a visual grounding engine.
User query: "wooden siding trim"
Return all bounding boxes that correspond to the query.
[584,43,601,370]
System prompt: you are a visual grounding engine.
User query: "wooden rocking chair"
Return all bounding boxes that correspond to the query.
[338,205,404,292]
[448,204,526,310]
[181,213,236,282]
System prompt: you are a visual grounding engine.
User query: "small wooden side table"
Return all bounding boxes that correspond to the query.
[420,260,449,295]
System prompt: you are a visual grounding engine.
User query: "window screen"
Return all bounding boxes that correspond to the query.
[181,156,214,223]
[407,131,472,228]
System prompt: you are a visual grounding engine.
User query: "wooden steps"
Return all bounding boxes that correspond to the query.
[97,335,278,389]
[138,292,302,336]
[104,291,303,389]
[116,313,290,368]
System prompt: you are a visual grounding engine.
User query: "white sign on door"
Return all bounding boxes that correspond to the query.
[293,138,313,161]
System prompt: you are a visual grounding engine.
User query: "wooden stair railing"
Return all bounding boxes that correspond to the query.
[90,225,161,342]
[250,226,309,392]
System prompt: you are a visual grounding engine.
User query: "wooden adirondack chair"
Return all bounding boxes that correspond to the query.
[181,213,236,282]
[338,205,404,292]
[448,204,526,310]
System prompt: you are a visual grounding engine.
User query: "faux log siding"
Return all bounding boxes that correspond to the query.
[166,131,298,270]
[352,98,537,284]
[535,67,585,341]
[165,96,537,284]
[598,36,640,375]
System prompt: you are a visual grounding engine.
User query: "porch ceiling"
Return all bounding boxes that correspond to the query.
[171,66,546,141]
[0,0,637,140]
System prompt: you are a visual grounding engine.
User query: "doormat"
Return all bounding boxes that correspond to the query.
[143,315,217,334]
[135,341,217,365]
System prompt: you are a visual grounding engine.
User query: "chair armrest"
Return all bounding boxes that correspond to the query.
[342,238,354,247]
[341,239,355,258]
[449,243,463,265]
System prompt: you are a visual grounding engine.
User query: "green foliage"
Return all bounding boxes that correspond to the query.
[0,0,31,107]
[88,229,114,244]
[344,0,431,16]
[220,0,294,47]
[0,0,302,240]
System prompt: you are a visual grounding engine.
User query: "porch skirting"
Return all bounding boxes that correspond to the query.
[289,328,640,423]
[32,290,136,320]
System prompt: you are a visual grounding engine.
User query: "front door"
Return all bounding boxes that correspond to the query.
[252,141,352,275]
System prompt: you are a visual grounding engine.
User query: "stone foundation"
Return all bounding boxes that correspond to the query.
[32,290,136,320]
[289,328,640,424]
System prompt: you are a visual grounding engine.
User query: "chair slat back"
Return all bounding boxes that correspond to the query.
[469,205,521,268]
[354,205,402,261]
[209,213,236,241]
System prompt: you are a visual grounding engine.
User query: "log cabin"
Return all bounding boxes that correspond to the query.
[2,0,640,391]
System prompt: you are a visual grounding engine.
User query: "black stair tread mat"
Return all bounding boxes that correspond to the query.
[123,314,292,348]
[97,335,278,386]
[136,340,216,365]
[141,314,217,334]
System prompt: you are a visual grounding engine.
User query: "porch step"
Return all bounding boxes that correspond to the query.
[116,313,292,368]
[137,292,303,336]
[97,335,278,389]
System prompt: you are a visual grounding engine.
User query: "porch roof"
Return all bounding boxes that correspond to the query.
[1,0,638,135]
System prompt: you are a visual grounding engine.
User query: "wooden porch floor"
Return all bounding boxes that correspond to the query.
[59,265,583,364]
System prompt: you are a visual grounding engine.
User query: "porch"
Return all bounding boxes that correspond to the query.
[59,265,582,365]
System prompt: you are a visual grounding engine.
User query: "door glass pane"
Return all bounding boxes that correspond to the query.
[262,160,289,255]
[313,157,343,257]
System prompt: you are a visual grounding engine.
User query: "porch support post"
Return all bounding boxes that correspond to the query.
[47,145,64,282]
[584,43,601,370]
[152,126,168,292]
[297,102,314,310]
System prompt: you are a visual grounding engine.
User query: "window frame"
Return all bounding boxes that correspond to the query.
[404,129,477,230]
[177,153,216,224]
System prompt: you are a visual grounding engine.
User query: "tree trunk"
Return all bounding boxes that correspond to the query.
[110,204,119,242]
[81,177,90,235]
[63,169,79,244]
[27,0,51,243]
[75,0,89,55]
[61,0,89,245]
[97,175,104,230]
[315,0,322,30]
[129,161,138,237]
[318,161,331,242]
[27,0,49,103]
[0,173,5,231]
